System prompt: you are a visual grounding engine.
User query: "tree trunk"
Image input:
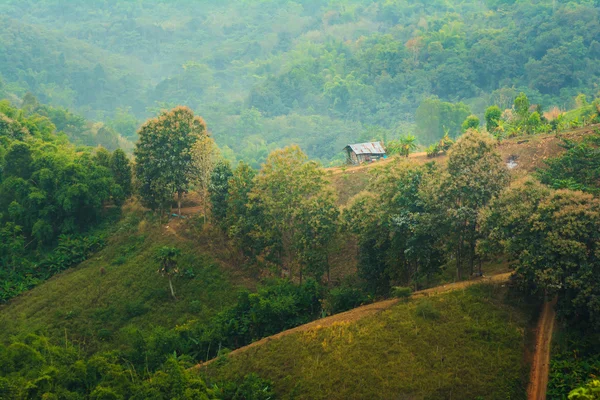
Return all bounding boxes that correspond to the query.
[168,277,176,300]
[177,191,182,217]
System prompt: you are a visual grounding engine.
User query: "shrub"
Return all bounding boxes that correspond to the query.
[392,286,412,299]
[325,286,370,314]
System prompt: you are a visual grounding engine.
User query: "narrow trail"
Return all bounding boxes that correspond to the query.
[193,272,512,369]
[528,297,557,400]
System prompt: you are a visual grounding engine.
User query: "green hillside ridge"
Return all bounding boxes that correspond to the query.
[202,283,538,400]
[1,0,600,165]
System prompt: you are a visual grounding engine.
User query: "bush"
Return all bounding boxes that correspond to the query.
[325,286,370,314]
[392,286,412,299]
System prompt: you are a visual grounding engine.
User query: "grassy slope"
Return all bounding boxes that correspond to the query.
[202,284,537,400]
[0,207,248,353]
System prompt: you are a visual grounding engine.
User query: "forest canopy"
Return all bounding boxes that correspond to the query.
[1,0,599,165]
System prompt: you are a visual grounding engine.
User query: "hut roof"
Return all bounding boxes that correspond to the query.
[346,142,386,155]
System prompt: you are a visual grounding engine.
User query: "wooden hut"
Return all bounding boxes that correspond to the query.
[344,142,386,165]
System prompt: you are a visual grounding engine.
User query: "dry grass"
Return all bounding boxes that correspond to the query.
[202,283,538,400]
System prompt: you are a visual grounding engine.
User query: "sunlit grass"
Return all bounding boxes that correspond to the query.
[203,284,538,400]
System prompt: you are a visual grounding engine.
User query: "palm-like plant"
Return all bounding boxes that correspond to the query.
[156,246,182,299]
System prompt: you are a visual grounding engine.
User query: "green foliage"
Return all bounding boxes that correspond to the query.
[343,161,445,293]
[462,115,480,133]
[324,284,370,314]
[186,279,323,361]
[416,98,471,143]
[214,373,275,400]
[387,135,417,157]
[110,149,132,198]
[538,132,600,194]
[0,335,220,399]
[433,130,510,280]
[209,161,233,226]
[134,107,207,213]
[0,100,125,302]
[248,146,339,280]
[480,179,600,329]
[569,381,600,400]
[549,329,600,399]
[485,106,502,132]
[3,1,599,165]
[391,286,412,299]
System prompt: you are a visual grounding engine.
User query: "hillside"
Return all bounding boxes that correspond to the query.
[0,205,247,354]
[201,283,538,399]
[1,0,600,165]
[329,125,600,205]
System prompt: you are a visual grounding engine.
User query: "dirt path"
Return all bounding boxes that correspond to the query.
[528,297,557,400]
[193,272,512,369]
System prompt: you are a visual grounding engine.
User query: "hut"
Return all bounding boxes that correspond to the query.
[344,142,386,165]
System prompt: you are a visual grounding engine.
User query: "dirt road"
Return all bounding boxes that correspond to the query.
[193,272,512,369]
[528,297,557,400]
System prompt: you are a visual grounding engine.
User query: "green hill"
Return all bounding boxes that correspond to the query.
[201,283,538,399]
[0,209,245,354]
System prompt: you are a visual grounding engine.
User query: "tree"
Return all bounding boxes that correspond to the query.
[461,115,480,132]
[226,162,260,260]
[209,160,233,226]
[514,92,530,119]
[434,130,509,280]
[480,180,600,329]
[191,134,218,220]
[93,147,111,168]
[416,98,471,144]
[134,107,207,216]
[156,246,181,300]
[3,143,33,180]
[110,149,132,198]
[485,106,502,132]
[344,161,443,292]
[250,146,338,281]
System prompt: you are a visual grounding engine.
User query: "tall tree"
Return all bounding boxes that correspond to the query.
[191,134,218,220]
[433,130,509,280]
[110,149,132,198]
[134,107,206,216]
[209,160,233,227]
[480,180,600,329]
[226,162,261,261]
[250,146,338,281]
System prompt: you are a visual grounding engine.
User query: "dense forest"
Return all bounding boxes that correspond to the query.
[1,0,600,165]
